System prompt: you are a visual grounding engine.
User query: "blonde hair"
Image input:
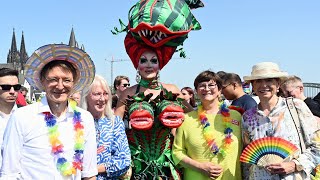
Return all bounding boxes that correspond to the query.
[81,74,115,125]
[281,75,303,88]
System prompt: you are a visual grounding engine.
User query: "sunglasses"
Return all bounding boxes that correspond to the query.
[122,83,130,87]
[0,84,22,91]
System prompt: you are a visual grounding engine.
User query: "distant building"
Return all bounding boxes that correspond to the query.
[1,28,85,102]
[0,29,28,84]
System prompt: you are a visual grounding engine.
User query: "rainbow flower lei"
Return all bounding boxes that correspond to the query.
[198,102,234,157]
[43,100,84,176]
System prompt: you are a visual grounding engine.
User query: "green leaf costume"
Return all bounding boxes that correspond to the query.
[114,0,203,179]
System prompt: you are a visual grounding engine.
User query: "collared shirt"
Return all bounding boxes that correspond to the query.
[0,104,16,170]
[95,116,131,179]
[0,97,98,179]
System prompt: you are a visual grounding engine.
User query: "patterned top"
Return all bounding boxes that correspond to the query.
[95,116,131,179]
[242,97,320,180]
[172,109,242,180]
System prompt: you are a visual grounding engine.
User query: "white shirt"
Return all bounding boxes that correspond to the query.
[0,97,97,179]
[0,105,16,170]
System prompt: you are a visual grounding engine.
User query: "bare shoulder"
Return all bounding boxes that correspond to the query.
[119,84,138,99]
[161,83,180,94]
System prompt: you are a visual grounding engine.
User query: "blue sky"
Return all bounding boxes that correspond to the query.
[1,0,320,90]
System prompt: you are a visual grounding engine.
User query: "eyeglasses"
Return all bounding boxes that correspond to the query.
[45,77,74,86]
[284,86,301,97]
[222,83,232,89]
[198,83,217,90]
[122,83,130,87]
[0,84,21,91]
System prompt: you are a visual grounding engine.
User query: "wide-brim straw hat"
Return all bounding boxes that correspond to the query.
[243,62,288,82]
[24,44,95,91]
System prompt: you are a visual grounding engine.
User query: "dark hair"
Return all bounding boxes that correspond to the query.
[20,86,28,92]
[181,87,196,107]
[221,73,242,85]
[0,68,19,78]
[194,70,222,90]
[113,75,129,90]
[40,60,78,81]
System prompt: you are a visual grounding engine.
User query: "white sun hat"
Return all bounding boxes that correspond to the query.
[243,62,288,82]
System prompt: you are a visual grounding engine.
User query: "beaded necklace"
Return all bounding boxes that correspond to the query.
[43,100,84,176]
[198,102,233,157]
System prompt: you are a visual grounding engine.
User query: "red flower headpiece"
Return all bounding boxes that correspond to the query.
[124,33,176,70]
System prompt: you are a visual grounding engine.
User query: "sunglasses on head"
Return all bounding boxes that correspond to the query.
[122,83,130,87]
[0,84,22,91]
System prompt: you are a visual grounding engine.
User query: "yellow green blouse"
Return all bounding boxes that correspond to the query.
[172,109,242,180]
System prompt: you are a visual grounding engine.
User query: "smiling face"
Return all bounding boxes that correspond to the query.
[41,66,74,105]
[86,83,109,116]
[196,80,221,103]
[137,50,159,81]
[252,78,280,100]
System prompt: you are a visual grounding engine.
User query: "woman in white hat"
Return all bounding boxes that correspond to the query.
[242,62,320,180]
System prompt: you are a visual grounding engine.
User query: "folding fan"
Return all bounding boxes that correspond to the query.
[240,137,298,166]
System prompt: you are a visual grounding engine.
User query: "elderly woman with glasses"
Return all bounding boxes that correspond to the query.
[172,70,243,180]
[242,62,320,180]
[82,75,131,179]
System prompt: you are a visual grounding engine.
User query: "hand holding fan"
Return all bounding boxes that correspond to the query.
[240,137,298,166]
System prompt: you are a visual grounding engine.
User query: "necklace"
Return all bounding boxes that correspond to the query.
[139,79,161,90]
[43,100,84,176]
[198,102,233,157]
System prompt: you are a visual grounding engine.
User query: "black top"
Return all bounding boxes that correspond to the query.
[304,97,320,118]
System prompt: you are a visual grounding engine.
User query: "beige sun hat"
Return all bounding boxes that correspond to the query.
[243,62,288,82]
[24,44,95,91]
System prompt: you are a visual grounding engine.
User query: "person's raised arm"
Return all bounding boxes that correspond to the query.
[115,89,130,119]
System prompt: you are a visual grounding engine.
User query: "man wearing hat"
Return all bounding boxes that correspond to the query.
[0,44,97,179]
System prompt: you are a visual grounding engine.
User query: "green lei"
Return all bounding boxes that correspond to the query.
[138,79,161,90]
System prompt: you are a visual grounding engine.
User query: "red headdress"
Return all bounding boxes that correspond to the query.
[124,33,176,70]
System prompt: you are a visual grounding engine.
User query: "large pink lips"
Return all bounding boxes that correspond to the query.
[129,109,154,130]
[158,105,184,128]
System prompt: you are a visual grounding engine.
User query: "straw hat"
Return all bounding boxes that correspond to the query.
[24,44,95,91]
[243,62,288,81]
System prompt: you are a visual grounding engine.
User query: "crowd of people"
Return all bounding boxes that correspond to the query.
[1,0,320,179]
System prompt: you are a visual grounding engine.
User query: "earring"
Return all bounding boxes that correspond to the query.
[156,71,160,81]
[136,70,141,83]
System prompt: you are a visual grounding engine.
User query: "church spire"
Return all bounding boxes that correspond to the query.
[7,28,20,64]
[20,31,28,69]
[11,28,17,52]
[68,27,77,47]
